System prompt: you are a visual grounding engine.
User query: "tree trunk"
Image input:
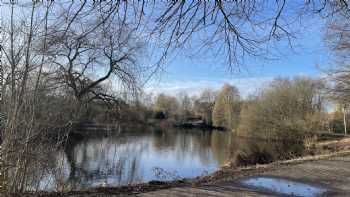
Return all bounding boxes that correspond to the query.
[344,105,347,135]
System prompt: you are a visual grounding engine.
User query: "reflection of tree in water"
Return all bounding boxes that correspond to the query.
[193,130,213,165]
[57,131,307,190]
[28,127,251,191]
[19,143,70,192]
[64,135,146,189]
[151,127,177,149]
[210,131,233,165]
[151,128,216,166]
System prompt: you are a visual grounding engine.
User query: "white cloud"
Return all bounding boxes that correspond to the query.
[144,77,273,98]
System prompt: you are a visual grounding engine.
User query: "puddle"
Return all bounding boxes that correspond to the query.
[240,176,327,197]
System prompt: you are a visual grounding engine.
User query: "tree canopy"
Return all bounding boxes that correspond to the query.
[238,77,326,139]
[212,84,241,130]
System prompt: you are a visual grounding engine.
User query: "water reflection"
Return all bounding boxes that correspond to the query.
[241,176,327,197]
[25,127,305,191]
[28,128,231,191]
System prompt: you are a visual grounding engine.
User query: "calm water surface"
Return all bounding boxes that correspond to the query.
[27,127,304,191]
[30,127,233,191]
[241,176,327,197]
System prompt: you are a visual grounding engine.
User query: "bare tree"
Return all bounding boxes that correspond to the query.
[193,89,217,125]
[324,5,350,134]
[0,1,145,193]
[0,1,49,192]
[46,3,144,117]
[89,1,350,69]
[238,77,327,138]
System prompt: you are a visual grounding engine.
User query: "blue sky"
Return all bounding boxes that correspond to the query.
[1,1,333,98]
[144,9,334,97]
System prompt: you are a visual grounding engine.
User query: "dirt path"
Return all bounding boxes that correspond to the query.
[135,153,350,197]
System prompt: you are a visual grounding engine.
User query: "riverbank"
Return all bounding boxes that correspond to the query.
[11,136,350,197]
[138,150,350,196]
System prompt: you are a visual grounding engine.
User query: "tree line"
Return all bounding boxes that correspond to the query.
[149,76,332,137]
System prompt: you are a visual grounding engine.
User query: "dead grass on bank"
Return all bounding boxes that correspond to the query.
[196,137,350,184]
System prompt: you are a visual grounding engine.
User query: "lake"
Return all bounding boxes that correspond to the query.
[24,126,304,191]
[25,127,231,191]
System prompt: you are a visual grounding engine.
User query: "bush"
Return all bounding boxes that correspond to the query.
[238,77,326,140]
